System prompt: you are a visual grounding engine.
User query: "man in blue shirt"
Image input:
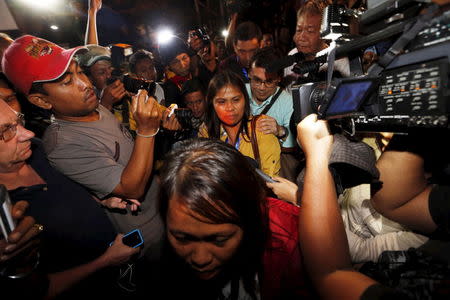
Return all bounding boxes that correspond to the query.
[246,47,300,180]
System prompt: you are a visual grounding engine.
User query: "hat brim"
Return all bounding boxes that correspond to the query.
[85,55,111,68]
[33,46,87,85]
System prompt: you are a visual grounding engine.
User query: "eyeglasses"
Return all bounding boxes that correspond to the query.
[0,112,26,142]
[249,76,279,88]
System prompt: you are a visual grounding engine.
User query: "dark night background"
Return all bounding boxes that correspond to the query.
[3,0,301,51]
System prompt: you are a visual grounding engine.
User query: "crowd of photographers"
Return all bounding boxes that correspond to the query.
[1,0,450,299]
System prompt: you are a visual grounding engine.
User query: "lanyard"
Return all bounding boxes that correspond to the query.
[236,56,249,80]
[242,67,249,80]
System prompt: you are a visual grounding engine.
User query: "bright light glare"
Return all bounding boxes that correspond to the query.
[18,0,59,10]
[50,25,59,31]
[157,29,174,45]
[222,30,229,37]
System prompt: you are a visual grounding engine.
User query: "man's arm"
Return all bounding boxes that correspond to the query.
[46,234,139,299]
[111,90,161,199]
[0,201,39,262]
[225,13,238,50]
[85,0,102,45]
[371,146,436,233]
[297,114,377,300]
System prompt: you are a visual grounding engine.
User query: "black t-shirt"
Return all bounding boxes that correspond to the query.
[162,79,187,108]
[9,139,117,272]
[429,184,450,239]
[219,54,250,83]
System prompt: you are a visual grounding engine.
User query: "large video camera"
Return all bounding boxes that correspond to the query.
[290,0,450,133]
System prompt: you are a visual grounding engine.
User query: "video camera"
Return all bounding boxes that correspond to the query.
[289,0,450,133]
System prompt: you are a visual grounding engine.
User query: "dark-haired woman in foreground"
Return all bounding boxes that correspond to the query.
[157,138,312,299]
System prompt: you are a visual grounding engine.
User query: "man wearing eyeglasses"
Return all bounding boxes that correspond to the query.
[247,47,299,181]
[0,98,139,298]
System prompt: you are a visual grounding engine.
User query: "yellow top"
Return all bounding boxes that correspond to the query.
[199,119,281,177]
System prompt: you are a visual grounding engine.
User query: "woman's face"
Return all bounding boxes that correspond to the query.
[166,195,244,280]
[213,84,245,127]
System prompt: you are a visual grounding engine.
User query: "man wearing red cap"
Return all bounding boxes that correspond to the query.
[2,35,165,263]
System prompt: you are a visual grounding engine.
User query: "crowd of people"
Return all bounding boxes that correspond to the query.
[1,0,450,299]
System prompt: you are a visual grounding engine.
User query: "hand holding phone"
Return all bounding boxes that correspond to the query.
[1,185,16,242]
[110,229,144,248]
[255,169,279,183]
[167,103,178,118]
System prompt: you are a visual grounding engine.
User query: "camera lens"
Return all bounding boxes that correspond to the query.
[174,108,193,129]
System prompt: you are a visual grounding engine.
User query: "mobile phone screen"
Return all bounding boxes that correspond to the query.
[122,229,144,248]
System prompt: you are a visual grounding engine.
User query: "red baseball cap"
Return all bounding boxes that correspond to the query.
[1,35,86,95]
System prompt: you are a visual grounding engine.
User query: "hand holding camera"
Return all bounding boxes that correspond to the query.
[297,114,333,160]
[131,90,161,137]
[1,201,40,263]
[161,104,182,131]
[101,79,126,111]
[188,27,210,52]
[2,185,42,265]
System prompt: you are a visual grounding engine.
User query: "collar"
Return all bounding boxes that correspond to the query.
[251,87,280,107]
[165,70,192,88]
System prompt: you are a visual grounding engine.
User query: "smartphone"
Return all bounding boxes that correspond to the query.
[255,169,279,183]
[167,104,178,118]
[0,184,16,242]
[110,229,144,248]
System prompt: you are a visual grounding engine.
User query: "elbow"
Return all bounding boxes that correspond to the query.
[370,196,398,221]
[114,183,145,199]
[370,196,388,216]
[122,189,145,200]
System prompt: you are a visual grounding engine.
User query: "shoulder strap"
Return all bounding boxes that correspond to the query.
[250,116,261,167]
[260,87,283,115]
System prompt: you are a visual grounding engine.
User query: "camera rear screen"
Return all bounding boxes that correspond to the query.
[325,80,374,117]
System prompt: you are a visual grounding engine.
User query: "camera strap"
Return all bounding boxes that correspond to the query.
[259,88,283,116]
[369,3,439,76]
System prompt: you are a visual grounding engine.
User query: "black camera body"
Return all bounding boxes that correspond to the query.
[291,2,450,133]
[190,27,210,47]
[122,74,156,97]
[173,108,193,129]
[107,74,156,97]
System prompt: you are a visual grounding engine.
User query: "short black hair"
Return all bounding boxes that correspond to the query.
[249,47,283,77]
[233,21,262,45]
[128,49,154,73]
[0,73,14,89]
[29,82,48,96]
[181,78,205,98]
